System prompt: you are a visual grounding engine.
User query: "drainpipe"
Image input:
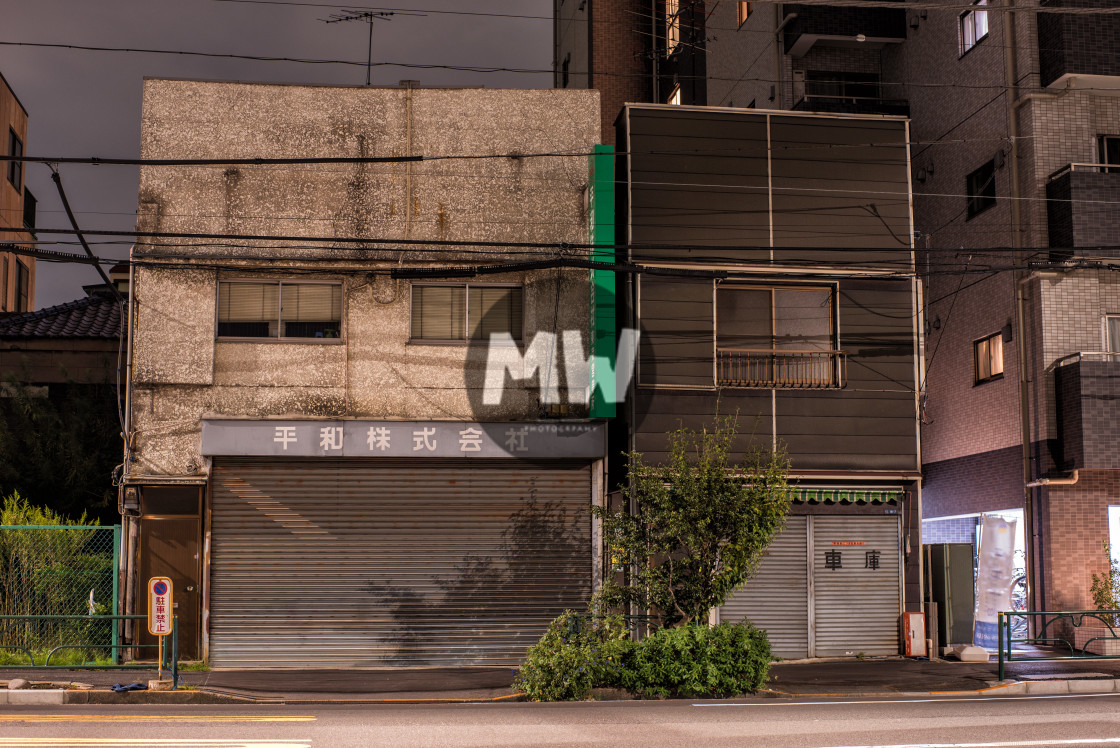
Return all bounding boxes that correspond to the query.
[1004,0,1040,615]
[121,247,138,649]
[775,9,797,109]
[1026,470,1079,488]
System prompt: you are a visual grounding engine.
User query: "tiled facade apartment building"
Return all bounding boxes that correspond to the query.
[556,0,1120,617]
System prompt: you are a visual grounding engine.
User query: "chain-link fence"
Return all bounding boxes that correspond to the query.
[0,525,120,666]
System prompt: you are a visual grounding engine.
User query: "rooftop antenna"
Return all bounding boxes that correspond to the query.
[323,10,398,86]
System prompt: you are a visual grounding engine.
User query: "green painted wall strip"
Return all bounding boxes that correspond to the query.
[589,144,617,418]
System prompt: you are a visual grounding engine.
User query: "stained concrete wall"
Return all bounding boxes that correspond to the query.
[129,79,600,477]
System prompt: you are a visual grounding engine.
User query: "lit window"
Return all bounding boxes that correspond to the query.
[217,281,342,340]
[666,0,681,54]
[960,0,988,55]
[411,284,523,343]
[716,284,841,388]
[1099,135,1120,174]
[1106,315,1120,353]
[974,332,1004,384]
[737,2,753,27]
[7,129,22,191]
[667,85,682,106]
[966,160,996,219]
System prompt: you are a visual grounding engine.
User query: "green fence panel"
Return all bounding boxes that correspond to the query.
[0,525,121,667]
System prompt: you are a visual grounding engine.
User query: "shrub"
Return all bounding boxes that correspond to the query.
[514,611,632,701]
[1091,540,1120,627]
[515,613,774,701]
[622,622,772,699]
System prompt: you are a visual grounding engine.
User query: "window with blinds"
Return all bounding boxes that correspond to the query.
[411,284,522,342]
[217,281,341,340]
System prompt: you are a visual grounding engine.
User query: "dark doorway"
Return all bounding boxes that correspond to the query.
[137,486,201,660]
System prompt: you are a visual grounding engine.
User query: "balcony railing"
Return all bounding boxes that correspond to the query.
[1049,163,1120,181]
[717,348,846,389]
[792,95,910,117]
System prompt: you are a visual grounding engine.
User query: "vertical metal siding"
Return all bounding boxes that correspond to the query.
[811,515,902,656]
[209,459,591,668]
[718,517,809,659]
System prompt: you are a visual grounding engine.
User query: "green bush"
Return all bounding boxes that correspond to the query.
[516,613,773,701]
[622,622,772,699]
[514,611,632,701]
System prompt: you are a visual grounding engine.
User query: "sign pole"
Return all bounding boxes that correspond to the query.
[147,577,173,680]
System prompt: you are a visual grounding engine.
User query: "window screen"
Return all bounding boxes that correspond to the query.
[412,285,522,342]
[469,286,523,341]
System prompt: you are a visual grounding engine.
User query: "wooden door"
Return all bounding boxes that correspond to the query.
[138,517,201,660]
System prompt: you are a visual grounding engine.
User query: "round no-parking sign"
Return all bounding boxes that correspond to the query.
[148,576,173,636]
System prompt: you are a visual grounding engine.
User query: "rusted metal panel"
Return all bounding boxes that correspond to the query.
[208,458,592,667]
[718,516,809,659]
[811,515,902,656]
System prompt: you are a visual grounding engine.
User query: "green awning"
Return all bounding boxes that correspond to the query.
[795,487,904,504]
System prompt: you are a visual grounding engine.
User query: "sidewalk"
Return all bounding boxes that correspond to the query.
[6,655,1120,704]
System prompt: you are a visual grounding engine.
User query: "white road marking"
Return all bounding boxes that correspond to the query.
[817,739,1120,748]
[0,742,309,748]
[693,692,1120,707]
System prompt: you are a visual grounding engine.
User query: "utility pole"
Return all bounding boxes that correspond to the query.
[323,11,394,86]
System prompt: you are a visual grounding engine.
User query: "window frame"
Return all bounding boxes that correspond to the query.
[14,260,29,313]
[959,0,989,56]
[667,84,682,106]
[737,1,753,27]
[974,331,1004,385]
[1099,135,1120,174]
[1104,315,1120,353]
[966,159,997,219]
[666,0,681,55]
[715,280,843,389]
[7,128,22,192]
[215,279,344,343]
[409,282,524,345]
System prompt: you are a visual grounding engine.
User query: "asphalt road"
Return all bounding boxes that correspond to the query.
[3,692,1120,747]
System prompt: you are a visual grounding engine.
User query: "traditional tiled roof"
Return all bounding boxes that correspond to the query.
[0,293,122,339]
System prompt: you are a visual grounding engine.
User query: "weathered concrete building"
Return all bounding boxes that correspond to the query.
[124,79,604,666]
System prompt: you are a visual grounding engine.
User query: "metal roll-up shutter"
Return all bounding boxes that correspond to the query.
[811,516,901,657]
[209,459,591,667]
[718,517,809,659]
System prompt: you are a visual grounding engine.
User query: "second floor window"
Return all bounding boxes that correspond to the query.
[7,129,22,191]
[1106,315,1120,353]
[716,284,840,388]
[15,260,29,313]
[411,284,523,343]
[737,2,753,27]
[960,0,988,55]
[974,331,1004,384]
[966,159,996,219]
[217,281,342,340]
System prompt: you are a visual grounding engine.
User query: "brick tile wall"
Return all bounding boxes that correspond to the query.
[1040,470,1119,611]
[922,516,979,544]
[591,0,653,143]
[923,444,1025,519]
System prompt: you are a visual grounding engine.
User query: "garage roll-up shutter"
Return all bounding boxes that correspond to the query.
[811,515,901,657]
[209,459,591,667]
[718,516,809,659]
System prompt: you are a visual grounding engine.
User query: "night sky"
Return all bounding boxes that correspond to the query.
[1,0,553,308]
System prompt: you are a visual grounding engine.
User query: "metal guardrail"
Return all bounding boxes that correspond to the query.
[0,614,178,688]
[717,348,845,389]
[998,610,1120,681]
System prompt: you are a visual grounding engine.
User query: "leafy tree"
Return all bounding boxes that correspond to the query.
[0,377,121,524]
[593,415,792,626]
